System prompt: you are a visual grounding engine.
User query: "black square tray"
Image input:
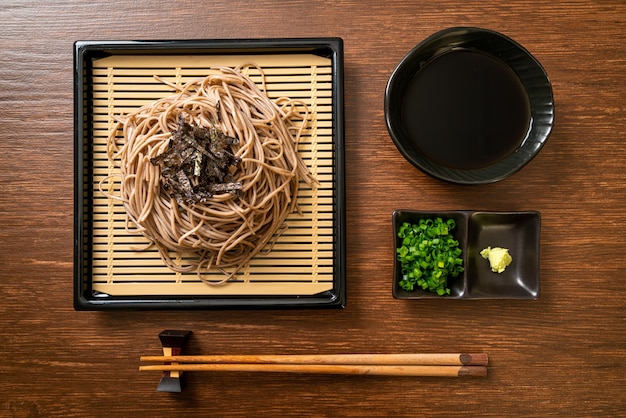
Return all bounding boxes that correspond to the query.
[74,38,345,310]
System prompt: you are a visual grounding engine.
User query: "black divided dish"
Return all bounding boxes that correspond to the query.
[392,210,540,300]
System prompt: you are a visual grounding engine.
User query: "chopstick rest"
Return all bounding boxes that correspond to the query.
[153,330,192,392]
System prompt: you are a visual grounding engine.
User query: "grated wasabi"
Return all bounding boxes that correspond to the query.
[480,246,512,273]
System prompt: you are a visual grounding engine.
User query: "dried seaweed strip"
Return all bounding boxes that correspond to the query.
[150,114,242,205]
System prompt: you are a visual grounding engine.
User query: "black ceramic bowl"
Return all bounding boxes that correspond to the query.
[392,210,541,300]
[385,27,554,184]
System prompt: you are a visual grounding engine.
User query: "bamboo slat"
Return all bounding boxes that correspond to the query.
[83,52,337,296]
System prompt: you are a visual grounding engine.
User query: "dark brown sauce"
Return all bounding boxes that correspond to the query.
[401,49,531,170]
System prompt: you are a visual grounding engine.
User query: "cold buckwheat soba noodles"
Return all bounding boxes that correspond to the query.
[103,65,315,284]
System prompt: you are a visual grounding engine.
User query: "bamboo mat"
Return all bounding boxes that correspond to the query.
[85,53,336,296]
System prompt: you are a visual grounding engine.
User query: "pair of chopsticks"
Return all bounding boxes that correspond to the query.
[139,353,488,377]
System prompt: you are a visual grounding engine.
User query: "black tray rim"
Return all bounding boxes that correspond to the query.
[73,37,345,310]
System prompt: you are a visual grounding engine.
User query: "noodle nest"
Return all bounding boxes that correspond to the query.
[104,66,314,284]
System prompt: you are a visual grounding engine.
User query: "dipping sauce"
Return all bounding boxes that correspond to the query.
[401,49,531,170]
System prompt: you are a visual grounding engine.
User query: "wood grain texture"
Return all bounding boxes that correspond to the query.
[1,0,626,416]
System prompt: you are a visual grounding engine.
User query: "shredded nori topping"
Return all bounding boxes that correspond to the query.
[149,114,242,205]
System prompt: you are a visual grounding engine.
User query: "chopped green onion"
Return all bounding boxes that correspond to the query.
[397,217,464,295]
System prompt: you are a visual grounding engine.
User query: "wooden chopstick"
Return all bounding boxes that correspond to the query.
[139,353,488,366]
[139,363,487,377]
[139,353,488,377]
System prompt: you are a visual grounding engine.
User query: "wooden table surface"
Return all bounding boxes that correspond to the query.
[2,1,625,416]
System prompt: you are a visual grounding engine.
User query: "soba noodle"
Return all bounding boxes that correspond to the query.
[103,65,314,284]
